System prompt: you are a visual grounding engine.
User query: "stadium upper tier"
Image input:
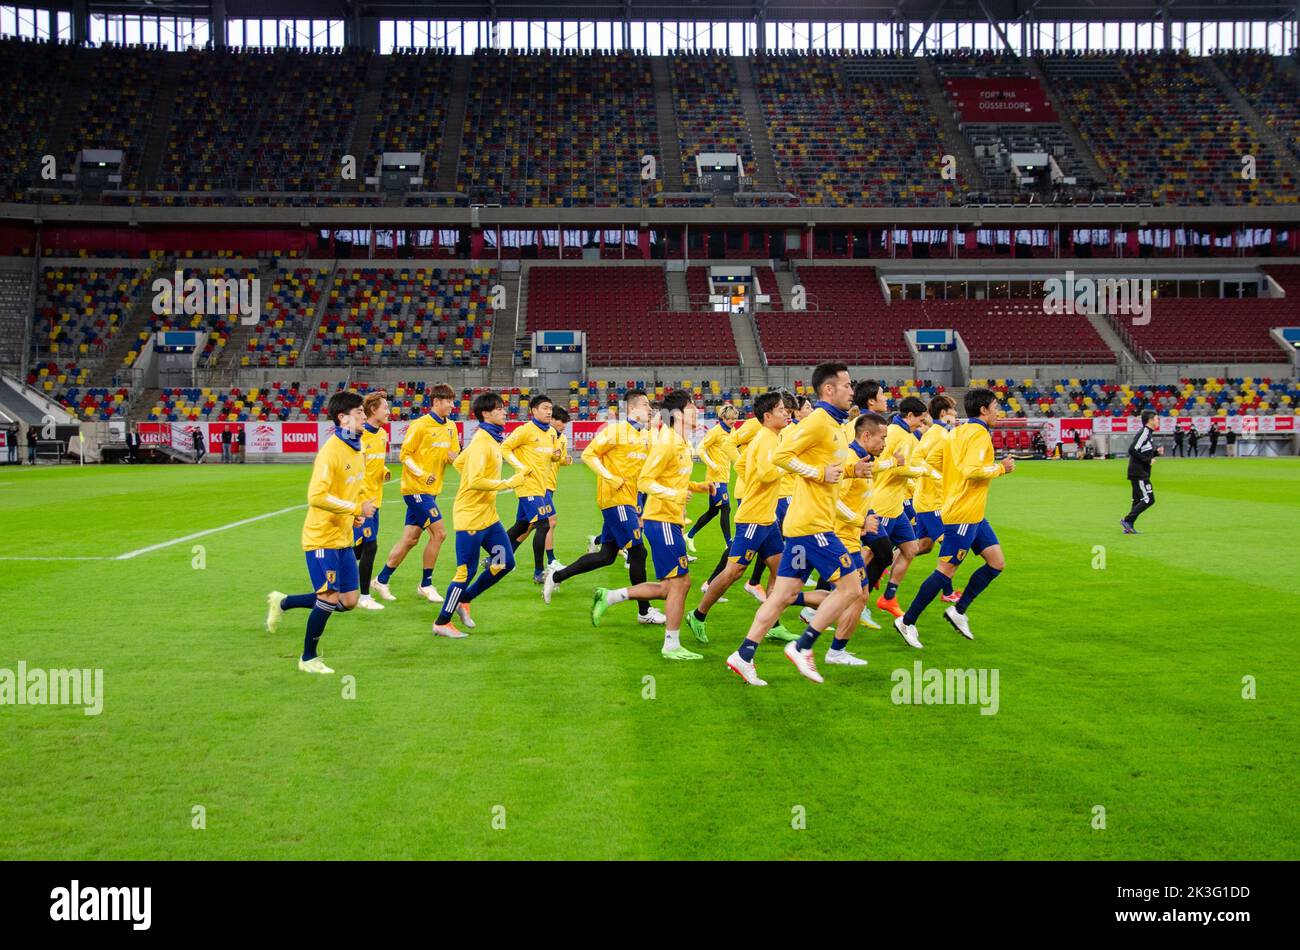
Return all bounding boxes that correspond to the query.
[6,40,1300,208]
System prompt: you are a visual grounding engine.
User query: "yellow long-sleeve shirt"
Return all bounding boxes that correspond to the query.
[543,429,569,492]
[940,419,1006,525]
[583,420,650,510]
[637,426,706,526]
[777,420,801,499]
[358,423,390,508]
[399,413,460,496]
[501,418,559,499]
[730,417,762,498]
[773,406,850,537]
[872,419,930,518]
[301,431,365,550]
[698,421,739,484]
[834,445,875,551]
[912,423,951,513]
[734,425,784,524]
[453,429,522,533]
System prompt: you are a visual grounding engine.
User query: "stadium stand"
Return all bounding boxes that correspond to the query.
[134,265,257,367]
[309,266,495,367]
[982,377,1300,418]
[365,51,455,194]
[525,266,738,364]
[670,53,756,188]
[1041,52,1299,205]
[754,54,955,206]
[1108,294,1295,362]
[241,267,327,368]
[1216,52,1300,165]
[157,47,366,196]
[458,51,661,207]
[0,38,73,203]
[0,269,32,369]
[31,265,147,378]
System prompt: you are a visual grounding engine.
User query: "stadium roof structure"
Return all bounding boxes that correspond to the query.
[63,1,1300,26]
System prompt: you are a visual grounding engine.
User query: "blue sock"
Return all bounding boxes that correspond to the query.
[738,638,758,662]
[421,568,433,587]
[791,592,805,607]
[884,581,899,600]
[463,557,512,601]
[942,574,954,596]
[281,593,315,610]
[302,599,334,660]
[435,581,467,626]
[956,565,1001,614]
[376,563,395,584]
[830,637,849,652]
[546,549,555,564]
[686,523,699,539]
[903,570,949,626]
[795,625,821,652]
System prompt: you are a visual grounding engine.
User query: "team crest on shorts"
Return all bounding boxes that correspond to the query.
[326,570,337,584]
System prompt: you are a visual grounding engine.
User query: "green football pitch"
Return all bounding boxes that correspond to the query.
[1,457,1297,860]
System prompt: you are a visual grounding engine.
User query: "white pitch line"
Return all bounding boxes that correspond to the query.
[113,504,307,560]
[0,556,108,561]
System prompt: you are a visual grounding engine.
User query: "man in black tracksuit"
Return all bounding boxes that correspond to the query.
[1121,411,1162,534]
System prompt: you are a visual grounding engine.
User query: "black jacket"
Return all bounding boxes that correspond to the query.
[1127,426,1156,480]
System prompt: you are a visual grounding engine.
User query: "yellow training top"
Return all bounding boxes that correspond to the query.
[940,419,1006,525]
[583,419,650,510]
[400,413,460,496]
[734,424,784,524]
[773,406,850,537]
[501,418,559,499]
[637,425,706,526]
[302,430,365,550]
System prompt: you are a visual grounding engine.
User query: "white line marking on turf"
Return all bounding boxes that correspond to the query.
[113,504,307,560]
[0,556,108,561]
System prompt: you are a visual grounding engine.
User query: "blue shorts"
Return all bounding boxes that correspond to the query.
[544,489,556,515]
[878,513,918,546]
[598,504,644,551]
[516,494,555,525]
[847,548,867,582]
[728,521,783,567]
[636,492,646,515]
[914,509,945,542]
[306,546,360,594]
[902,499,916,523]
[403,493,443,529]
[709,483,730,506]
[777,532,852,584]
[938,519,1000,566]
[449,521,515,585]
[775,496,791,530]
[862,508,883,543]
[645,519,690,580]
[353,510,379,545]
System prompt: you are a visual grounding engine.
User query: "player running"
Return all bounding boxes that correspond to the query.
[895,388,1013,645]
[871,397,933,624]
[372,383,460,604]
[354,390,392,610]
[266,390,376,674]
[431,393,526,639]
[501,394,562,581]
[685,403,739,557]
[911,394,962,604]
[1121,410,1162,534]
[688,392,802,646]
[744,393,810,601]
[590,390,710,659]
[727,363,874,686]
[543,389,661,625]
[541,405,572,570]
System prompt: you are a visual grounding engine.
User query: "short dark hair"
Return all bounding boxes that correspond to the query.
[1141,409,1158,425]
[754,391,782,421]
[551,406,570,423]
[529,393,553,411]
[898,396,927,417]
[661,389,692,416]
[795,394,813,412]
[855,411,887,435]
[853,380,883,410]
[811,362,849,397]
[928,394,955,418]
[626,388,649,407]
[964,388,997,418]
[429,383,454,401]
[472,391,504,421]
[326,390,364,426]
[778,390,798,411]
